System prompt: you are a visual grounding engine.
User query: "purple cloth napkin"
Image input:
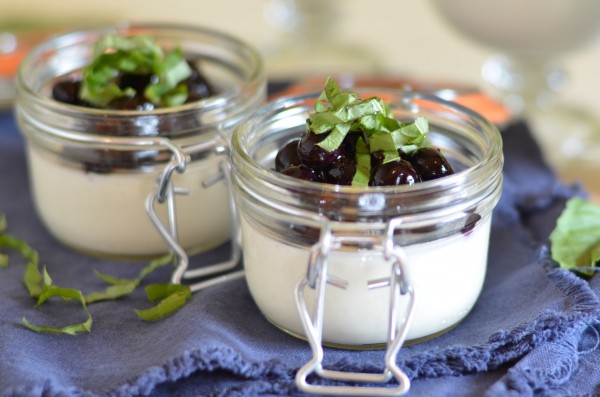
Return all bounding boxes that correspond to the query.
[1,106,599,397]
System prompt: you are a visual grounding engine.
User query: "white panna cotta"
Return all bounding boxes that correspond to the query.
[27,143,230,258]
[242,216,491,346]
[231,87,503,347]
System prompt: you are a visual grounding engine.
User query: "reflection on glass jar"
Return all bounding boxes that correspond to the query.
[231,89,503,347]
[15,23,266,259]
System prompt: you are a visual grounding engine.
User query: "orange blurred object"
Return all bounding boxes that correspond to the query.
[0,31,51,77]
[0,30,53,107]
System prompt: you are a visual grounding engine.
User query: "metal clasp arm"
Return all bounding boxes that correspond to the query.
[294,218,416,396]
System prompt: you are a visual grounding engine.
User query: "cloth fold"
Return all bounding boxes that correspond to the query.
[2,109,600,397]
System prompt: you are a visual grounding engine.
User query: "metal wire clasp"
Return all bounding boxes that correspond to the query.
[294,217,416,396]
[145,139,243,293]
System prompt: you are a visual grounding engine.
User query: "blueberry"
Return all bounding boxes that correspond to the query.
[280,165,324,182]
[52,80,82,105]
[275,139,301,171]
[370,159,420,186]
[298,131,343,168]
[408,147,454,181]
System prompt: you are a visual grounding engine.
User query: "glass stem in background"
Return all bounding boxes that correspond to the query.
[482,52,600,200]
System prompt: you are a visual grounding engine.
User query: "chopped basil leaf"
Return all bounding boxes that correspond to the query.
[135,283,191,321]
[140,253,175,278]
[308,78,432,184]
[85,280,138,304]
[1,215,188,333]
[23,263,43,298]
[22,267,93,335]
[0,231,42,296]
[369,131,401,164]
[0,214,6,234]
[0,234,39,267]
[550,197,600,275]
[390,117,429,149]
[0,215,7,267]
[85,254,173,304]
[352,138,371,187]
[22,315,92,336]
[315,122,351,152]
[80,34,192,108]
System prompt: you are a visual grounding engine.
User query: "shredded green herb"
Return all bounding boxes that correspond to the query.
[22,267,93,335]
[79,34,192,108]
[1,216,191,334]
[308,77,431,186]
[85,253,173,304]
[0,215,9,268]
[0,214,6,234]
[135,283,191,321]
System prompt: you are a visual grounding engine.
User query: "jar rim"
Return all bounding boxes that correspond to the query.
[16,21,266,141]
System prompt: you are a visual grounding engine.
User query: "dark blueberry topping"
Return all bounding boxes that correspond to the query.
[298,131,343,168]
[52,60,214,109]
[118,72,154,95]
[408,147,454,181]
[370,151,386,173]
[275,139,302,171]
[105,96,155,111]
[52,80,84,106]
[370,159,420,186]
[185,60,216,102]
[323,155,356,186]
[274,130,455,187]
[280,165,324,182]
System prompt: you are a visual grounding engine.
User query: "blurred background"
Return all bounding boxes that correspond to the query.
[2,0,600,198]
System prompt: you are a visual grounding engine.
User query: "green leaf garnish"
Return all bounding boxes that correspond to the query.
[1,215,189,333]
[135,283,191,321]
[550,197,600,275]
[369,131,401,164]
[308,77,432,186]
[85,253,173,304]
[24,262,43,298]
[0,222,89,334]
[79,34,192,108]
[0,215,7,267]
[0,231,42,296]
[352,138,372,187]
[22,267,93,335]
[84,280,138,304]
[0,214,7,234]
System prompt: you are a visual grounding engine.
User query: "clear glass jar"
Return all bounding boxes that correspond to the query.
[231,89,503,348]
[15,23,266,259]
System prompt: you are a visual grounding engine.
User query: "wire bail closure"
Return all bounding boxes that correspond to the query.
[294,217,417,396]
[145,138,244,293]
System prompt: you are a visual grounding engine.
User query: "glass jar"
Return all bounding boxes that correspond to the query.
[231,88,503,348]
[15,23,266,259]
